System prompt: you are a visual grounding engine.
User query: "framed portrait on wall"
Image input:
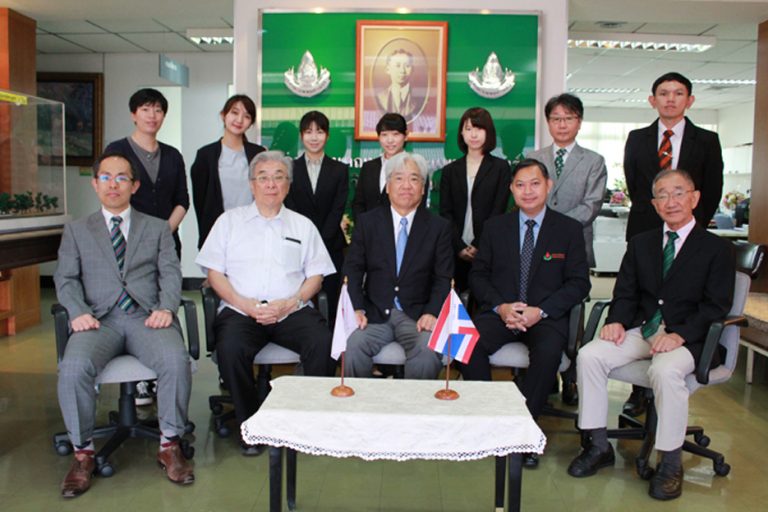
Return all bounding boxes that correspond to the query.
[355,20,447,142]
[36,72,104,167]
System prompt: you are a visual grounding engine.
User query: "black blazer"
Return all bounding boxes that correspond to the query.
[351,158,388,220]
[105,138,190,221]
[190,139,265,248]
[623,117,723,240]
[439,154,511,254]
[606,225,734,366]
[470,209,591,338]
[285,154,349,254]
[343,205,454,324]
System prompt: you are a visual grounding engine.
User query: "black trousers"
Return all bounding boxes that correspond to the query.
[215,307,333,426]
[461,313,565,419]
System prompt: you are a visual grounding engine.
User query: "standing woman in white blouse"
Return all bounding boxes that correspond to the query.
[439,107,511,292]
[191,94,265,249]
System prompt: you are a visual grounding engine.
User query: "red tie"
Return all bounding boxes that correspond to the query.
[658,129,673,170]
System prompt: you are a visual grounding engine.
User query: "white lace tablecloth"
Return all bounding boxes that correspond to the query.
[241,376,546,462]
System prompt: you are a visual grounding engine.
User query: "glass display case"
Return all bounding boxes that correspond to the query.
[0,88,68,233]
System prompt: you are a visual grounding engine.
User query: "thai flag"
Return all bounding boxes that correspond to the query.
[427,289,480,364]
[331,282,359,360]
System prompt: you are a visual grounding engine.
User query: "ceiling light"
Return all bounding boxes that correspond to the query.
[691,78,756,85]
[568,32,715,53]
[187,28,234,46]
[569,87,641,94]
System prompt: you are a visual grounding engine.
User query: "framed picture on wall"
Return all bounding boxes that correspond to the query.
[355,20,448,142]
[37,72,104,167]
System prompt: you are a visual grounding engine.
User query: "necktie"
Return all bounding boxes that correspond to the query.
[555,148,566,179]
[394,217,408,310]
[658,129,674,170]
[110,216,134,311]
[519,219,536,303]
[641,231,678,339]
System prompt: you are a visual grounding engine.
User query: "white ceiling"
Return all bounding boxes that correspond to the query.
[5,0,768,109]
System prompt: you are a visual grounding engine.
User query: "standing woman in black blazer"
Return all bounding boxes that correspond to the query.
[191,94,265,249]
[439,107,511,291]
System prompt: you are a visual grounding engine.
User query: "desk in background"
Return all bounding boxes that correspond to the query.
[242,376,546,512]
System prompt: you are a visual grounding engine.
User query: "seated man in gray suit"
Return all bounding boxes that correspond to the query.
[343,152,454,379]
[55,151,194,498]
[527,93,607,405]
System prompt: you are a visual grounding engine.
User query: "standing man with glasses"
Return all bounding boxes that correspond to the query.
[55,152,194,498]
[196,151,336,455]
[343,152,453,379]
[621,72,724,417]
[569,169,733,501]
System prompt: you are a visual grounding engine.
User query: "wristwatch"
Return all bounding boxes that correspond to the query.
[296,297,305,310]
[539,309,549,319]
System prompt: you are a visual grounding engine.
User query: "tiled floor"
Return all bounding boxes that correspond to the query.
[1,284,767,511]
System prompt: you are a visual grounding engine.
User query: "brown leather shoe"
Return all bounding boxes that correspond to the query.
[157,442,195,485]
[61,451,95,498]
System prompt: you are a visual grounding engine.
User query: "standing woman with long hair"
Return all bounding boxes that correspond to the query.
[191,94,265,249]
[439,107,511,292]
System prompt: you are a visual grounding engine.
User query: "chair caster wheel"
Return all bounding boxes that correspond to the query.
[217,424,231,438]
[180,440,195,459]
[637,461,654,480]
[55,441,73,456]
[184,421,196,434]
[211,403,224,415]
[694,433,710,447]
[714,462,730,476]
[98,463,115,477]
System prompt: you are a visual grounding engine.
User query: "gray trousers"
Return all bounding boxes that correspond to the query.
[577,326,695,451]
[57,307,191,446]
[344,309,442,379]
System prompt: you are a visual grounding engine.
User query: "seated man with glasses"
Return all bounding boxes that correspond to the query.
[55,151,194,498]
[568,168,734,501]
[196,150,336,454]
[343,152,453,379]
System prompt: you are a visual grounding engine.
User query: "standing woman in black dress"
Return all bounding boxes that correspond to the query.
[191,94,265,249]
[439,107,511,292]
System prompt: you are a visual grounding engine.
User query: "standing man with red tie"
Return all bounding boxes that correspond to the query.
[621,72,724,417]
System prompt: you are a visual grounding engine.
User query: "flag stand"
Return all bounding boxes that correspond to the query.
[434,336,459,400]
[331,352,355,397]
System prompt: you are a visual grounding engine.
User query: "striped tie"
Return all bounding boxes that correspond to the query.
[110,216,134,311]
[519,219,536,303]
[658,129,674,170]
[641,231,678,339]
[555,147,566,179]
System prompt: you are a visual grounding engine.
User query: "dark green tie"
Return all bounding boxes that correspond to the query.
[555,148,566,179]
[641,231,678,339]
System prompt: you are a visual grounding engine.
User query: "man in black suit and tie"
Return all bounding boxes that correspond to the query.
[344,152,453,379]
[285,111,349,319]
[568,169,734,500]
[462,158,591,467]
[622,72,724,416]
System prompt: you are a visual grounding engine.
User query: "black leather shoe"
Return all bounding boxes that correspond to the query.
[561,381,578,406]
[567,443,615,477]
[649,462,683,500]
[522,453,539,468]
[622,389,647,417]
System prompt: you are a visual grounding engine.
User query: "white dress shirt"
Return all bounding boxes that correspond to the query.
[663,217,696,258]
[101,206,132,241]
[196,203,336,315]
[390,206,417,244]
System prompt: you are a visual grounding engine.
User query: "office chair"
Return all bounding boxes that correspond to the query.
[202,286,327,437]
[51,298,199,477]
[581,240,765,479]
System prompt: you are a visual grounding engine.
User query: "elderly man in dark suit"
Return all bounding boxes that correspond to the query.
[285,111,349,321]
[55,151,194,498]
[462,158,591,467]
[568,169,734,500]
[622,72,724,417]
[344,152,453,379]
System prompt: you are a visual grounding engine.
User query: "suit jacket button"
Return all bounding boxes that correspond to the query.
[658,299,664,305]
[122,281,127,286]
[394,286,399,292]
[385,309,391,315]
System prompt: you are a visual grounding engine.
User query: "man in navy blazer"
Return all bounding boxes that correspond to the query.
[285,111,349,319]
[622,72,724,417]
[463,158,591,466]
[344,152,453,379]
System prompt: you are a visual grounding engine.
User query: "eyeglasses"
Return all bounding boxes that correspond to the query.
[548,116,580,124]
[653,190,693,203]
[96,174,133,184]
[250,175,289,185]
